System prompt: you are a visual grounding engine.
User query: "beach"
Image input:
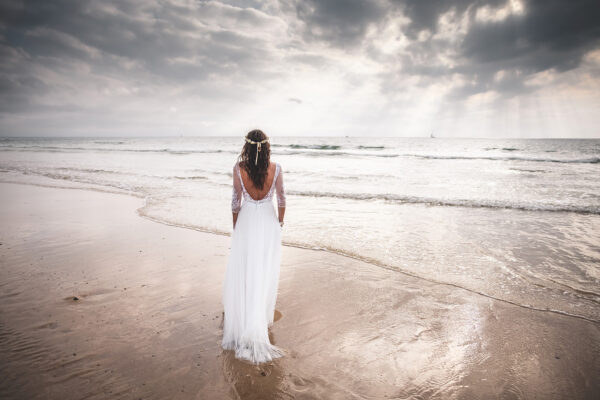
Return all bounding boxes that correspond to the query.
[1,182,598,399]
[2,0,600,396]
[2,137,599,325]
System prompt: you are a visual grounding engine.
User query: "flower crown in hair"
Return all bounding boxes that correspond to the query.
[245,135,269,165]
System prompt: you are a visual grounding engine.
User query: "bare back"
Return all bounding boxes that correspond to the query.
[231,161,286,214]
[239,162,277,201]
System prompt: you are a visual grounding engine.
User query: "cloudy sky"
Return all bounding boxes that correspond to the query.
[1,0,599,137]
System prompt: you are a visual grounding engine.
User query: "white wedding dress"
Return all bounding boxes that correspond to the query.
[221,161,286,364]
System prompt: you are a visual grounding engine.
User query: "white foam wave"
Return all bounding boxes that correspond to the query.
[287,190,600,214]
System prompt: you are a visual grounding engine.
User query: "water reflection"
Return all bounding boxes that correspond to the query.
[221,329,287,400]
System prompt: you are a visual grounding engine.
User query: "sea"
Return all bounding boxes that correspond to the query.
[1,136,599,322]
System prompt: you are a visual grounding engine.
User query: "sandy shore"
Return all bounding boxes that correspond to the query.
[0,182,598,399]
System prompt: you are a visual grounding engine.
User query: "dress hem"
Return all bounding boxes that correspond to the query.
[221,340,285,364]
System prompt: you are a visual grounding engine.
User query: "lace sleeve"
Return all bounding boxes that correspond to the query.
[275,164,286,208]
[231,163,242,213]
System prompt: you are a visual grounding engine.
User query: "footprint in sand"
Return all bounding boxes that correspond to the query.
[289,374,316,393]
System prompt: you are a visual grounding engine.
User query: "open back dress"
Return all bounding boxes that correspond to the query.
[221,161,286,364]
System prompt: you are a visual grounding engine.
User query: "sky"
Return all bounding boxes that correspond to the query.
[1,0,599,138]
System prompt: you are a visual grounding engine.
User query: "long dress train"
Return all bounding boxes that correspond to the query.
[221,161,286,364]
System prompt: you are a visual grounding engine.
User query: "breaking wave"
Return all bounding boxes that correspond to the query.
[287,190,600,214]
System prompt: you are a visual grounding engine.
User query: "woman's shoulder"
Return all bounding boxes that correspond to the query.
[271,161,283,175]
[232,161,242,174]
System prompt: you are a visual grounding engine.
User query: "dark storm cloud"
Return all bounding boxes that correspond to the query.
[295,0,387,46]
[395,0,504,38]
[297,0,600,97]
[293,0,502,44]
[2,0,598,102]
[0,0,285,114]
[461,0,600,72]
[452,0,600,97]
[416,0,600,97]
[2,0,278,76]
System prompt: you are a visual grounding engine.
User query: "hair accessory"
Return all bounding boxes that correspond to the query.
[245,136,269,165]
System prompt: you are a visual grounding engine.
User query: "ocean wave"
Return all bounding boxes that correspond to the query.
[508,168,548,173]
[2,144,599,165]
[275,149,600,163]
[483,147,520,151]
[0,145,233,156]
[55,167,123,175]
[287,190,600,214]
[3,166,218,187]
[190,169,232,177]
[174,175,207,180]
[272,144,342,150]
[407,154,600,164]
[290,144,342,150]
[274,149,398,157]
[276,144,386,151]
[273,147,600,163]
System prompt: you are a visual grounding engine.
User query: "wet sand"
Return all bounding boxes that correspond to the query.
[0,182,598,399]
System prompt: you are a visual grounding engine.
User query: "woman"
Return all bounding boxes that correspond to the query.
[221,129,286,364]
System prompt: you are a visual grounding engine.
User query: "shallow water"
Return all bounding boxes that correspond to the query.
[1,136,599,321]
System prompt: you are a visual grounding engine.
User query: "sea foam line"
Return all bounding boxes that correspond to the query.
[3,166,597,215]
[134,204,600,325]
[287,190,600,215]
[2,145,599,164]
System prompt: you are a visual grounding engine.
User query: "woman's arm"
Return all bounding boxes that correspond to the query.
[275,164,286,224]
[231,163,242,228]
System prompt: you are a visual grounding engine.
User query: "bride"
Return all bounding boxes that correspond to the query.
[221,129,286,364]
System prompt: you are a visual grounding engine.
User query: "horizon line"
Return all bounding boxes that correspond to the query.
[1,135,599,140]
